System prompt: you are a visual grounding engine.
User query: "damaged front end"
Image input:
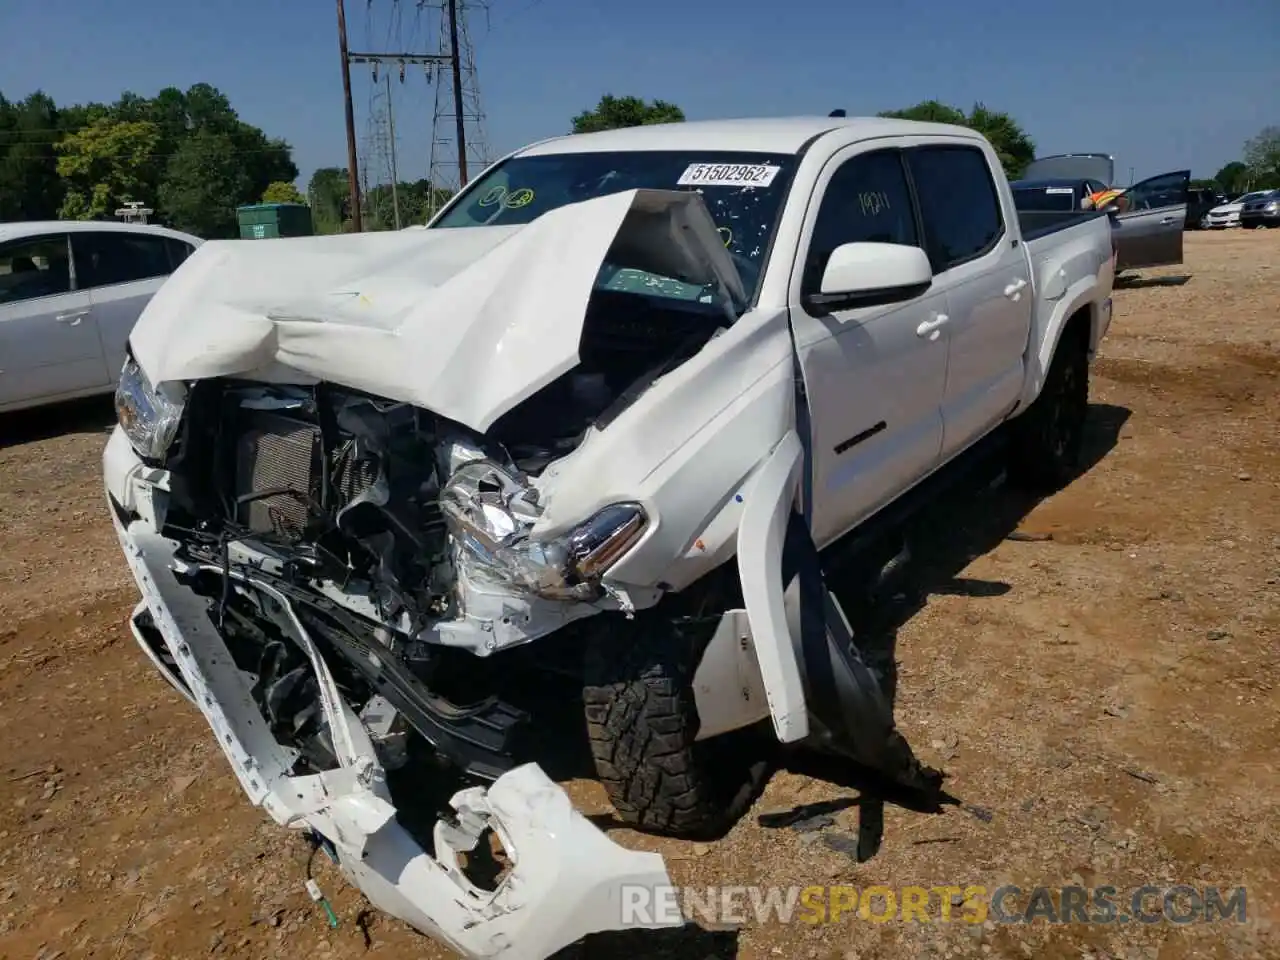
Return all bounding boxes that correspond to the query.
[108,355,689,954]
[108,488,675,959]
[105,182,926,957]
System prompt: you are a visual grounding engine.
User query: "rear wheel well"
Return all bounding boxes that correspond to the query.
[1060,305,1094,358]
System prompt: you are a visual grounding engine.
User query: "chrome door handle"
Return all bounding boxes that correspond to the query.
[56,310,89,325]
[916,313,949,340]
[1004,278,1028,299]
[1159,216,1177,224]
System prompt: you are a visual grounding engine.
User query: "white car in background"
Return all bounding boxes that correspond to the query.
[1201,191,1271,229]
[0,220,202,414]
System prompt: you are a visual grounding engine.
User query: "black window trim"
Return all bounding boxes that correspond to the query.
[0,231,78,305]
[904,143,1007,275]
[797,145,924,313]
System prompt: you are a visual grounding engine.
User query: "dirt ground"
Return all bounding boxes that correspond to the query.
[1,229,1277,960]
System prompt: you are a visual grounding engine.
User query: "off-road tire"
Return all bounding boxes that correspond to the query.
[582,615,772,839]
[1008,323,1090,492]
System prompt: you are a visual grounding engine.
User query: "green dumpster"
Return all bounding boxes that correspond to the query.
[236,203,314,240]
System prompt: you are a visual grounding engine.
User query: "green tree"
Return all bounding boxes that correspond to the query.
[571,94,685,134]
[261,180,305,204]
[1242,126,1280,189]
[1212,161,1249,194]
[158,129,253,237]
[307,166,350,233]
[55,118,162,219]
[0,91,64,220]
[878,100,1037,179]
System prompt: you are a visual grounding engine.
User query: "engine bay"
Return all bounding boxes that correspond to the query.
[145,283,729,780]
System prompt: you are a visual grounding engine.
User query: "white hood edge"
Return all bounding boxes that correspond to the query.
[130,188,746,433]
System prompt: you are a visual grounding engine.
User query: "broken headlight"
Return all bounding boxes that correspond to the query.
[440,460,647,601]
[115,355,185,460]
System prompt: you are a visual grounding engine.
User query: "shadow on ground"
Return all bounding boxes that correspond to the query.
[761,403,1132,861]
[1115,273,1192,289]
[0,395,115,449]
[555,925,739,959]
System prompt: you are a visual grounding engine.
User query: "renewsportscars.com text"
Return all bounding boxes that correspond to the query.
[620,884,1248,927]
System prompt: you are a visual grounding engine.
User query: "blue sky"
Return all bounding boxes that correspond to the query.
[2,0,1277,192]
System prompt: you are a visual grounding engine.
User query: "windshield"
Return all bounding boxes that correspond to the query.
[431,150,797,304]
[1012,185,1078,212]
[1238,192,1270,204]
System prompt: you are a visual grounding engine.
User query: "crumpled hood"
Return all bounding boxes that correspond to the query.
[129,189,745,432]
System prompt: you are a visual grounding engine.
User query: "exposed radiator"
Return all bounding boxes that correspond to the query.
[235,413,319,536]
[233,408,384,538]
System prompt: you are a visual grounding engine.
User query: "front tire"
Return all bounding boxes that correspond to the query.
[1008,323,1090,491]
[582,608,772,839]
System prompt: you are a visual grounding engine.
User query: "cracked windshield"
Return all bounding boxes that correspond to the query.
[431,150,796,304]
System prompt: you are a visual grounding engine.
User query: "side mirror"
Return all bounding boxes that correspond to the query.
[1101,202,1121,214]
[805,242,933,312]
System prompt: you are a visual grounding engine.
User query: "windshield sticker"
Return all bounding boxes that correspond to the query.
[503,187,535,208]
[478,186,507,206]
[677,163,781,188]
[1045,187,1075,195]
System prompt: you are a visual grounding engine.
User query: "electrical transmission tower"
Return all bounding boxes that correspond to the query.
[426,0,491,219]
[335,0,490,230]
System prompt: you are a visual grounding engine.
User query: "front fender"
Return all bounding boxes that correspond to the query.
[735,430,809,743]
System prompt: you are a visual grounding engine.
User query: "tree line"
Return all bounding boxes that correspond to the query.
[573,96,1280,195]
[571,95,1037,178]
[0,84,305,238]
[305,167,455,235]
[6,84,1275,240]
[1202,128,1280,194]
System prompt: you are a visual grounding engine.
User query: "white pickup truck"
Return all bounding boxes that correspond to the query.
[104,116,1115,959]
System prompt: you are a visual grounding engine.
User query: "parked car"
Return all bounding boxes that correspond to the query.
[1201,190,1272,228]
[1184,186,1227,229]
[1015,154,1189,271]
[1239,189,1280,229]
[104,116,1117,960]
[0,221,202,414]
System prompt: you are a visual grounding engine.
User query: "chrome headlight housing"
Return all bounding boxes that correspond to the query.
[440,460,648,601]
[115,355,185,460]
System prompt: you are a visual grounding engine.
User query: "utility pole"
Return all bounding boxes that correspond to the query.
[447,0,468,186]
[336,0,363,232]
[384,73,401,230]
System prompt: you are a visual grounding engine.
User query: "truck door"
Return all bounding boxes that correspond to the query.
[902,143,1034,461]
[786,146,947,548]
[1109,170,1191,271]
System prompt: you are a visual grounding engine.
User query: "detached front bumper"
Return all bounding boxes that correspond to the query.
[104,426,677,960]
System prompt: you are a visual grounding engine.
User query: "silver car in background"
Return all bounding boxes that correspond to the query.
[1201,191,1272,229]
[0,220,202,414]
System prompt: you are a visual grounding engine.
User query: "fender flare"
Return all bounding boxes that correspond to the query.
[1016,276,1100,414]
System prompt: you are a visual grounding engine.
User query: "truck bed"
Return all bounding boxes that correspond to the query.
[1018,208,1111,243]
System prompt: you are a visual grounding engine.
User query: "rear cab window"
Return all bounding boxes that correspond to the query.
[906,145,1005,272]
[0,234,73,305]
